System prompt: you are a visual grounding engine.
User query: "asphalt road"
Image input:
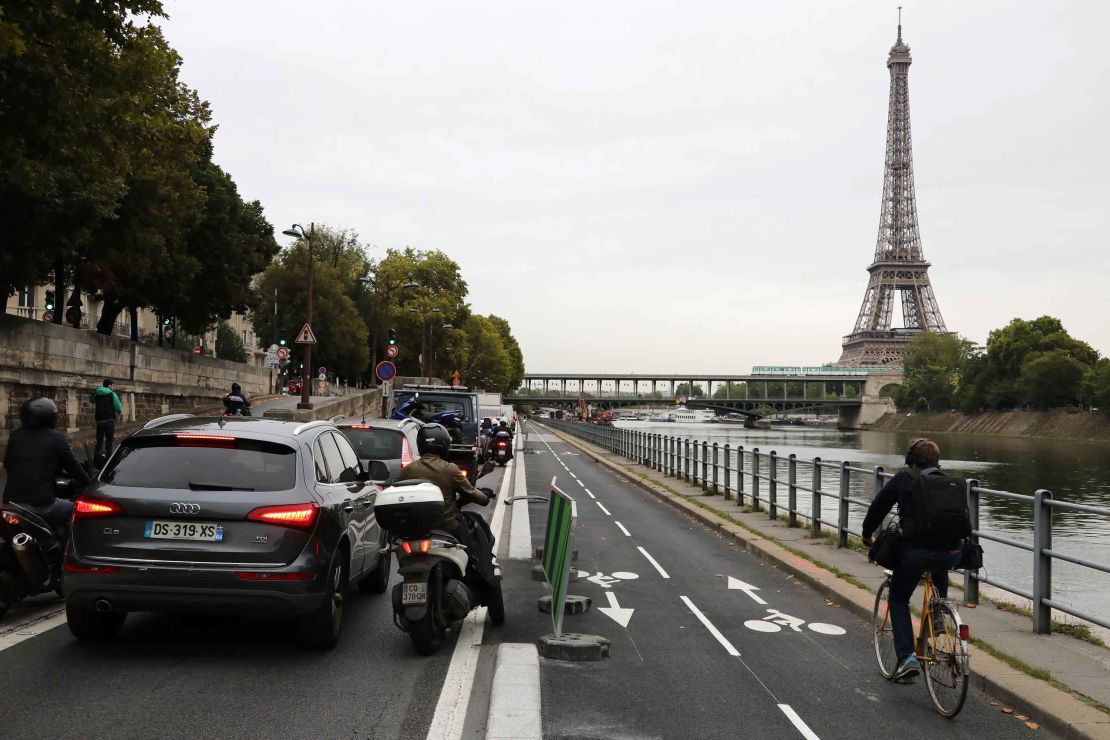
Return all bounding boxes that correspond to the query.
[507,423,1045,739]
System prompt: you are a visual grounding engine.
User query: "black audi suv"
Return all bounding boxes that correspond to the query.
[63,415,391,648]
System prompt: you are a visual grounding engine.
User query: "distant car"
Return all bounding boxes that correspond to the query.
[64,415,391,649]
[334,418,421,484]
[286,381,301,395]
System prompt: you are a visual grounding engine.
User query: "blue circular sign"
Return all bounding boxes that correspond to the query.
[375,361,397,382]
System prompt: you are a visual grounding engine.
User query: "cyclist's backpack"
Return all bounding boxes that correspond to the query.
[909,468,972,545]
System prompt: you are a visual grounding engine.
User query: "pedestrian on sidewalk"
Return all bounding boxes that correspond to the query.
[90,378,122,462]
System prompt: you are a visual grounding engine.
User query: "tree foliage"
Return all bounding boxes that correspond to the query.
[215,321,249,363]
[893,332,977,411]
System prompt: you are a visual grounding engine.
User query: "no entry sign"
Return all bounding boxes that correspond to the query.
[375,361,397,382]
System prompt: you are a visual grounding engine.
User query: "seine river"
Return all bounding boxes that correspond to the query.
[614,421,1110,623]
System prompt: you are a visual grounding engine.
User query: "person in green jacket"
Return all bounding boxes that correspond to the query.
[90,379,122,462]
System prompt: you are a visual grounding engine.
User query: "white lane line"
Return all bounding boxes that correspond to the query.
[637,546,670,578]
[778,705,821,740]
[585,489,596,499]
[575,479,585,488]
[583,488,593,496]
[680,596,739,657]
[615,521,631,537]
[427,457,514,739]
[508,452,532,560]
[596,502,612,516]
[0,608,67,652]
[569,472,577,479]
[486,644,542,739]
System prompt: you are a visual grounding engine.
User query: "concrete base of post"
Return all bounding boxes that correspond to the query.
[538,633,610,661]
[532,565,579,582]
[537,594,591,614]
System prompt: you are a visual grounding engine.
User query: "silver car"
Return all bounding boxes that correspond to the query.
[63,416,391,649]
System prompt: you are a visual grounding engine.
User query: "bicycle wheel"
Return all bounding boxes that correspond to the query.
[872,577,897,678]
[923,601,969,717]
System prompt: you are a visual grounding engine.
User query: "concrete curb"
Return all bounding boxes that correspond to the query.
[542,424,1110,740]
[486,643,542,739]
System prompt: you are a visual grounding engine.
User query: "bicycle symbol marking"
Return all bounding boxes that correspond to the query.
[576,571,639,589]
[743,608,846,636]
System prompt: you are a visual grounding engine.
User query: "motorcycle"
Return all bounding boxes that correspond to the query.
[491,431,512,466]
[374,479,504,655]
[0,476,83,620]
[222,394,252,416]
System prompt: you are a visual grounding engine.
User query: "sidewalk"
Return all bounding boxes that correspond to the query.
[543,424,1110,740]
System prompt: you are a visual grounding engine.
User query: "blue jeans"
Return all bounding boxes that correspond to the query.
[29,498,75,543]
[889,545,962,661]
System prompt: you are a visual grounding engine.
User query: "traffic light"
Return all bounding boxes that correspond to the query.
[44,291,55,311]
[279,338,287,346]
[388,328,397,345]
[162,317,171,326]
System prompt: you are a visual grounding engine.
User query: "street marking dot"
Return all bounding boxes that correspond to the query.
[744,620,781,633]
[611,572,639,580]
[808,623,847,636]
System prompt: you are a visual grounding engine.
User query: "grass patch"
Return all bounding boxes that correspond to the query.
[989,600,1107,647]
[970,637,1052,681]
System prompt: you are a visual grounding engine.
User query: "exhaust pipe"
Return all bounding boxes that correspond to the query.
[95,599,112,613]
[10,532,50,588]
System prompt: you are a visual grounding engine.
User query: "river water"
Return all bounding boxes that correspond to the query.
[614,421,1110,623]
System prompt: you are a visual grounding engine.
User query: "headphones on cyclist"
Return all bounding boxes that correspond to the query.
[905,439,924,466]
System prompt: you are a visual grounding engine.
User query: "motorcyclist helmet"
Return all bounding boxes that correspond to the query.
[21,397,59,430]
[416,423,452,457]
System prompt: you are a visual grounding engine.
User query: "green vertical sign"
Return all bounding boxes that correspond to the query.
[542,477,577,638]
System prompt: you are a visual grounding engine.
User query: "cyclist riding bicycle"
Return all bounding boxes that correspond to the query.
[862,439,964,683]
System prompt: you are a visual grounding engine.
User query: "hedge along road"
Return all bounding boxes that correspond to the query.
[519,423,1041,739]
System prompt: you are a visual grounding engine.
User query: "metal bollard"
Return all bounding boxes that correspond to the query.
[701,441,709,492]
[965,479,980,605]
[787,454,797,528]
[737,445,745,505]
[711,442,719,495]
[837,461,850,548]
[1032,489,1053,634]
[811,458,822,537]
[768,451,778,520]
[723,444,731,500]
[751,449,761,510]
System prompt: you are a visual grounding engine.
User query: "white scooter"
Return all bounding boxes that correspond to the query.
[374,480,505,655]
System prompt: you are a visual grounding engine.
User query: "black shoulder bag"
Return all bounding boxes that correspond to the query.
[868,520,902,569]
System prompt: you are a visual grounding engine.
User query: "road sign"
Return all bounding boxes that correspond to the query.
[41,311,53,322]
[452,370,461,387]
[192,346,202,355]
[295,323,317,344]
[264,352,279,368]
[276,346,290,360]
[317,366,327,376]
[375,361,397,382]
[385,344,399,358]
[541,478,577,638]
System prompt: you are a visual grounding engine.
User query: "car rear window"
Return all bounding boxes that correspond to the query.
[394,393,473,422]
[101,436,297,491]
[340,428,403,460]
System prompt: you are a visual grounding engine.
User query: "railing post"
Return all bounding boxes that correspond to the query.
[711,442,719,495]
[723,444,731,500]
[873,466,884,498]
[691,439,698,485]
[737,445,745,505]
[811,458,822,537]
[787,454,798,528]
[684,439,691,483]
[768,451,778,520]
[965,479,980,606]
[838,461,850,548]
[751,448,761,511]
[669,436,675,477]
[701,441,709,492]
[1033,489,1053,634]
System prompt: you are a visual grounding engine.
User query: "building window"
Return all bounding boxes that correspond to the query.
[17,287,34,308]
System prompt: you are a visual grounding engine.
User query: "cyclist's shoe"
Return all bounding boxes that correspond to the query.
[893,656,921,682]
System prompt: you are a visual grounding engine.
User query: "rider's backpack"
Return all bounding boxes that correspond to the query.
[909,468,972,545]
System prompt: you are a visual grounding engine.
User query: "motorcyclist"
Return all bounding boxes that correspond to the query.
[399,424,496,588]
[2,398,91,540]
[223,382,252,416]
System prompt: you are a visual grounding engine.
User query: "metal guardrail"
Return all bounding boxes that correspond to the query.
[543,419,1110,635]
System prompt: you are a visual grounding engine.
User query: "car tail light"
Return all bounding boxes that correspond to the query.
[958,624,970,641]
[349,424,373,429]
[498,441,507,448]
[401,538,431,555]
[247,503,319,529]
[401,438,414,468]
[63,562,119,575]
[175,434,236,447]
[2,512,21,525]
[235,571,315,581]
[74,496,123,519]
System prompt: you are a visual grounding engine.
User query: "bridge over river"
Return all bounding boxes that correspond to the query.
[504,367,904,427]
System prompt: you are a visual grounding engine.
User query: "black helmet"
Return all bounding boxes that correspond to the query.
[21,397,58,430]
[416,423,451,457]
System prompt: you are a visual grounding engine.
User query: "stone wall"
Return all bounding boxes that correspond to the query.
[0,314,269,443]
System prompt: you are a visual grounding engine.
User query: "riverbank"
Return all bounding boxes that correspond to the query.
[869,410,1110,442]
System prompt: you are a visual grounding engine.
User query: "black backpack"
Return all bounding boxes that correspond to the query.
[909,468,972,545]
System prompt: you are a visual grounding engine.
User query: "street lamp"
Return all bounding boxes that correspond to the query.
[282,222,315,410]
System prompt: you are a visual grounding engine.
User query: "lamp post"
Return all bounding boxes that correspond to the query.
[282,222,315,410]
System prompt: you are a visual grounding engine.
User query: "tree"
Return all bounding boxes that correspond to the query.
[713,382,747,399]
[1083,360,1110,413]
[892,332,978,411]
[457,315,512,391]
[1018,350,1089,409]
[674,383,705,399]
[215,321,249,363]
[487,315,525,390]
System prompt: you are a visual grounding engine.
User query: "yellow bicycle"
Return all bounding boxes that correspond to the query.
[873,569,971,716]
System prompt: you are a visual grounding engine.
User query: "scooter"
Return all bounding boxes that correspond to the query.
[222,394,252,416]
[491,431,512,466]
[374,480,504,655]
[0,477,83,620]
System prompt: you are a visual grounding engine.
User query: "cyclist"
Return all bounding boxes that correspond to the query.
[862,438,963,682]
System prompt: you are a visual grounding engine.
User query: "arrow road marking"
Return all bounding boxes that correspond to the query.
[598,591,635,628]
[728,576,767,605]
[615,521,631,537]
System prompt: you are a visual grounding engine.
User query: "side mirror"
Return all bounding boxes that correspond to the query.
[367,460,392,483]
[356,469,371,482]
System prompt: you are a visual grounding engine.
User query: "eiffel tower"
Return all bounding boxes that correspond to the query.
[839,16,948,367]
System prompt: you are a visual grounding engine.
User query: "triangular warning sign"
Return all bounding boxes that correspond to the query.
[295,323,317,344]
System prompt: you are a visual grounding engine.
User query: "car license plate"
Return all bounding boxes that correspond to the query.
[401,582,426,605]
[144,520,224,542]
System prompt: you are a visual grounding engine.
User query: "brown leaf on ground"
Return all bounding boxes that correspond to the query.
[990,700,1000,706]
[964,603,977,608]
[1002,708,1014,714]
[1024,722,1039,730]
[1016,714,1028,721]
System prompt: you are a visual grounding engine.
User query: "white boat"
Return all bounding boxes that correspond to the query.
[648,407,715,423]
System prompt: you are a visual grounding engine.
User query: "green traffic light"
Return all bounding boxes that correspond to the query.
[279,339,287,346]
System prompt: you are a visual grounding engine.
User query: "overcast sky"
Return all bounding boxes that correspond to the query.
[160,0,1109,374]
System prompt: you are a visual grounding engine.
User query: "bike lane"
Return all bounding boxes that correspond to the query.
[520,425,1039,739]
